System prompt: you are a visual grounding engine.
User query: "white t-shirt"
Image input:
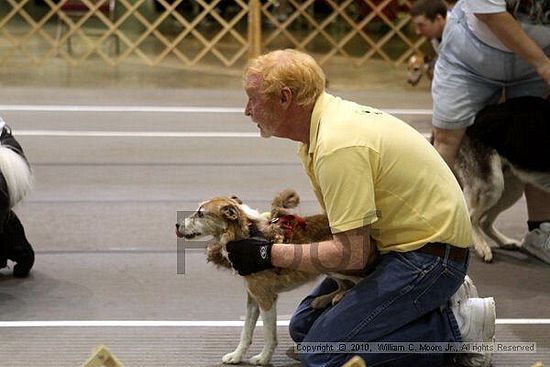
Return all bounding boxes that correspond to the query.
[464,0,550,51]
[0,117,5,130]
[431,38,441,54]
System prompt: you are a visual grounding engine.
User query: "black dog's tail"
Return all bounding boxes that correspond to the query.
[0,144,32,208]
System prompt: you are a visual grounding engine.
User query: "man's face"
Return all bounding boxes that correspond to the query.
[244,74,284,138]
[412,14,445,40]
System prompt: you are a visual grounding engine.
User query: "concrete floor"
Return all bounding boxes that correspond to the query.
[0,62,548,366]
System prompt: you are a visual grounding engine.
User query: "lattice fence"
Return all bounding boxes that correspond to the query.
[0,0,428,68]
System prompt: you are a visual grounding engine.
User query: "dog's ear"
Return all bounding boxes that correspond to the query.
[221,204,240,222]
[230,195,243,204]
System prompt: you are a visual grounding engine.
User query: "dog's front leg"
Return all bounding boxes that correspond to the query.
[222,293,259,364]
[249,302,277,365]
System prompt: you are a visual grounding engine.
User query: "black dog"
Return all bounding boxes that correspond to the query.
[0,121,35,277]
[454,96,550,262]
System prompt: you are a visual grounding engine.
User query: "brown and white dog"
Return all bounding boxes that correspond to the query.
[407,53,435,86]
[453,96,550,262]
[176,189,376,365]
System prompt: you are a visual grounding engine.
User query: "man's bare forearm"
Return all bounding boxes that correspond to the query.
[271,228,373,273]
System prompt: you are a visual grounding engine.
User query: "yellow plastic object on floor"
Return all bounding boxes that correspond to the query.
[80,345,125,367]
[341,356,367,367]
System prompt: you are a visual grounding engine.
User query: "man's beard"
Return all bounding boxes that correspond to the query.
[257,108,283,138]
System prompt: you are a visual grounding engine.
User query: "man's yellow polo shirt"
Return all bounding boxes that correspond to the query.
[298,93,471,253]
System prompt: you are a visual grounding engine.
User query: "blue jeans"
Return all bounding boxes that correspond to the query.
[432,0,550,129]
[289,246,468,367]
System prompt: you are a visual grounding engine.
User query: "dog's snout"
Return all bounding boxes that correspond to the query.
[175,222,185,238]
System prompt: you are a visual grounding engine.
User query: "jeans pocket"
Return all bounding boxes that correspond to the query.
[412,264,464,315]
[443,262,467,282]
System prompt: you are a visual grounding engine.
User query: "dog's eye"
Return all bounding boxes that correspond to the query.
[196,211,204,218]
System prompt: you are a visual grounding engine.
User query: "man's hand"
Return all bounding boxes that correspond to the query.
[226,235,274,276]
[535,59,550,89]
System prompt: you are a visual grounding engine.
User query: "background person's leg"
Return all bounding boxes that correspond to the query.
[505,46,550,263]
[431,2,504,170]
[522,186,550,264]
[525,186,550,222]
[431,56,501,175]
[432,127,466,169]
[504,50,550,222]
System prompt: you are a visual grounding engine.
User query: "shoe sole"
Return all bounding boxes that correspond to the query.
[456,298,496,367]
[521,244,550,264]
[464,275,479,298]
[481,297,496,342]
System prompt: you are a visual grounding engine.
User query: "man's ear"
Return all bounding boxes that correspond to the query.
[221,204,240,222]
[281,87,292,109]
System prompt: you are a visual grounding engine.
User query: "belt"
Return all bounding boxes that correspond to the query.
[416,242,469,262]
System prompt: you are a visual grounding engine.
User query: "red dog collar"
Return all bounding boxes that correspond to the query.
[272,215,307,242]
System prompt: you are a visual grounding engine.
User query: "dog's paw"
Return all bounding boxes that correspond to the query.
[472,240,493,263]
[331,291,347,306]
[249,353,271,365]
[475,246,493,263]
[222,351,244,364]
[500,240,521,251]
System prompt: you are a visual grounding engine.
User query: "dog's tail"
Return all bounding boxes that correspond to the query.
[0,144,33,208]
[271,189,300,218]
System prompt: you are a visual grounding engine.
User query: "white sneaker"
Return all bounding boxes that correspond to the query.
[521,222,550,264]
[453,297,496,367]
[450,275,479,309]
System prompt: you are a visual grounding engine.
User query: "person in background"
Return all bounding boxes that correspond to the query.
[411,0,449,54]
[431,0,550,264]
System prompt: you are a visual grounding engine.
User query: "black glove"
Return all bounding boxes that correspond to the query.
[226,235,274,276]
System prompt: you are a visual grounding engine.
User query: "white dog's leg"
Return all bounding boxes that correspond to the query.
[482,172,524,249]
[469,191,500,263]
[466,154,506,262]
[249,303,278,365]
[222,293,259,364]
